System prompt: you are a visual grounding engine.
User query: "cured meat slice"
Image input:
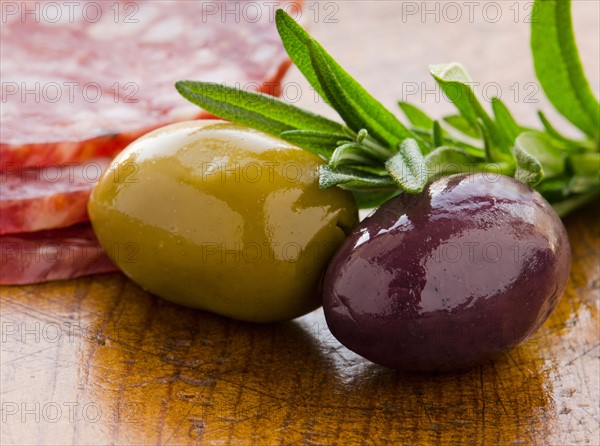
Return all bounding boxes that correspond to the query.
[0,224,118,285]
[1,158,110,234]
[1,0,295,169]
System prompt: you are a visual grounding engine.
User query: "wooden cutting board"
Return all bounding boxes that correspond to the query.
[1,3,599,445]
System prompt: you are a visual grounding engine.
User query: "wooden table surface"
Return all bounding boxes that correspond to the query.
[1,2,599,445]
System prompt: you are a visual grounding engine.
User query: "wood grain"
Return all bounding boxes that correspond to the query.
[1,2,599,445]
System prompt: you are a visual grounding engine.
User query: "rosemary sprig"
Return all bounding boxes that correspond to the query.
[177,0,599,216]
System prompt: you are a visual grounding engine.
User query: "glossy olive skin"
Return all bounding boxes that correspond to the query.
[323,173,571,372]
[89,120,358,322]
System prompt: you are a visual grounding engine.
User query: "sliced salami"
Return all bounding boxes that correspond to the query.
[1,1,300,284]
[1,158,110,234]
[1,0,295,169]
[0,224,118,285]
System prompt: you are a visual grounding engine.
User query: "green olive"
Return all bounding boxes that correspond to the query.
[89,120,358,322]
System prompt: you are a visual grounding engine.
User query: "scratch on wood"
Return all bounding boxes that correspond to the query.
[563,341,600,366]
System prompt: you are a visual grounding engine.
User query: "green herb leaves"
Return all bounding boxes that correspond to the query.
[531,0,600,140]
[177,3,599,216]
[514,134,545,186]
[276,10,412,148]
[385,139,427,193]
[174,81,343,140]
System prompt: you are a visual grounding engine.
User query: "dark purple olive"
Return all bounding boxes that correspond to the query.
[322,173,571,372]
